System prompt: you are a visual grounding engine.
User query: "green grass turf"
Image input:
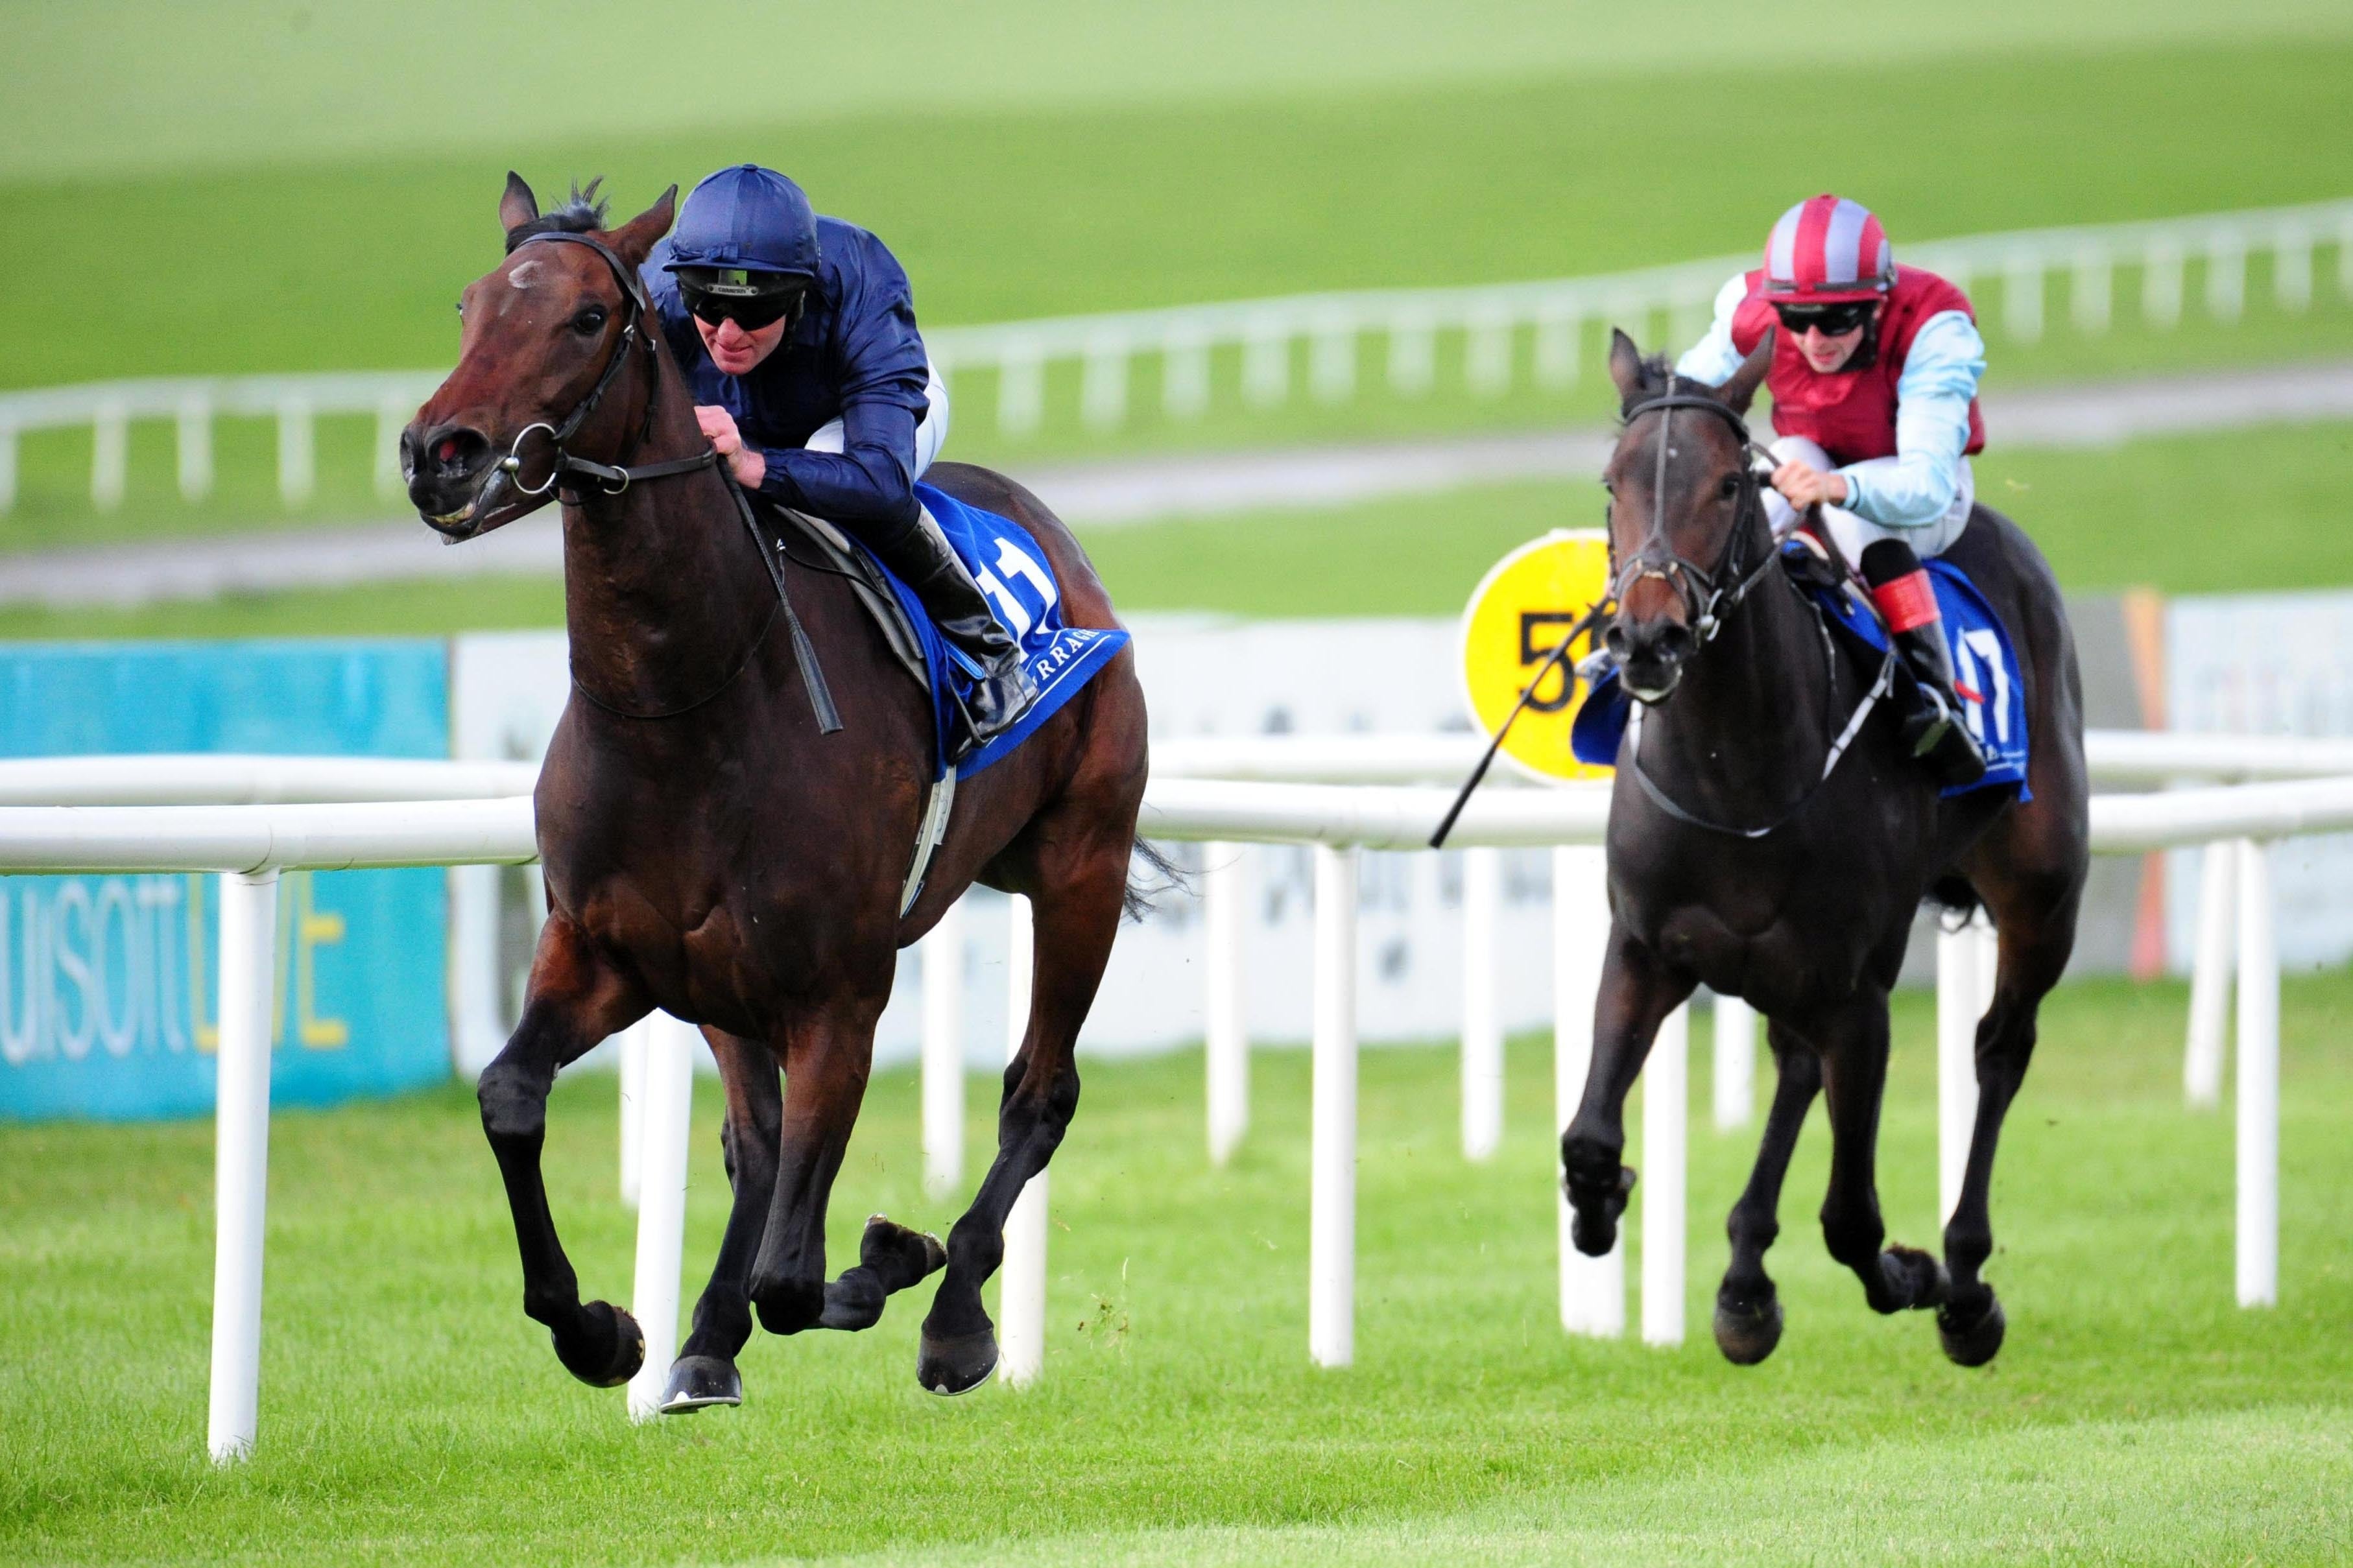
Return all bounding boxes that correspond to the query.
[6,24,2353,538]
[2,969,2349,1564]
[13,0,2348,183]
[0,418,2342,642]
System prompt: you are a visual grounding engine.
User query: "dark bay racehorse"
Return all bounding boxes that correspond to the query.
[1564,329,2088,1366]
[402,177,1149,1404]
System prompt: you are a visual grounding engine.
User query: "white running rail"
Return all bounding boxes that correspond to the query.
[3,198,2346,511]
[0,741,2339,1464]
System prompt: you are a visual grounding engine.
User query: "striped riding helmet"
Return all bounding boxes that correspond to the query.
[1762,195,1894,303]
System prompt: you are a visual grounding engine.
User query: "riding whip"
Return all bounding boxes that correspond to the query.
[1428,598,1609,849]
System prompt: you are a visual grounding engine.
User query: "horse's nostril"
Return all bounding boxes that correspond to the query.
[1604,625,1629,658]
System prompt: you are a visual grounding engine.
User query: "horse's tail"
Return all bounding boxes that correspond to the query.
[1125,837,1190,921]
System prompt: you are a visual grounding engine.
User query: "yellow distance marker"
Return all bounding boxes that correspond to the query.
[1459,529,1614,783]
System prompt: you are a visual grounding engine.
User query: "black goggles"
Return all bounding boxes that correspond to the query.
[678,270,805,331]
[1773,300,1875,338]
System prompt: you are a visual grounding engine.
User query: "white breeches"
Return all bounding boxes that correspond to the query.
[1762,435,1972,566]
[802,364,951,477]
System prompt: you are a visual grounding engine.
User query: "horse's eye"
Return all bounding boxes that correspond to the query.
[571,305,607,335]
[1719,473,1742,499]
[453,302,465,320]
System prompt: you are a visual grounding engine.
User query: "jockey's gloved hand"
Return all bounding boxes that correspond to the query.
[1860,540,1987,789]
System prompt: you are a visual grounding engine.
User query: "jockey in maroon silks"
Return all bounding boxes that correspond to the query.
[1678,193,1989,787]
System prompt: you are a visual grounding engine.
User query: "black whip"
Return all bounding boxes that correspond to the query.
[1428,598,1610,849]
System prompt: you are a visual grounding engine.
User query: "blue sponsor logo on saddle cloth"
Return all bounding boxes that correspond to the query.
[869,482,1130,779]
[1570,551,2029,799]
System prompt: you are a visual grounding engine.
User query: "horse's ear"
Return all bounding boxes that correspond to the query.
[1606,327,1647,404]
[1719,327,1774,416]
[605,185,678,268]
[499,171,538,235]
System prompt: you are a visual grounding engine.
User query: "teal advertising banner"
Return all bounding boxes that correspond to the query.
[0,641,450,1121]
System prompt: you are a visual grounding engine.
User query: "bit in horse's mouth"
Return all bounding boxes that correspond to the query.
[1626,671,1683,704]
[426,499,478,529]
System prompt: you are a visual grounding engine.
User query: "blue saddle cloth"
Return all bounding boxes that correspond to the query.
[864,481,1130,779]
[1570,547,2029,800]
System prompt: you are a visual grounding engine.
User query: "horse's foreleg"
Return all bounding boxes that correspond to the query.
[1561,927,1693,1258]
[1713,1020,1821,1364]
[1812,992,1947,1318]
[918,830,1128,1396]
[743,1005,884,1338]
[477,913,649,1388]
[660,1030,782,1414]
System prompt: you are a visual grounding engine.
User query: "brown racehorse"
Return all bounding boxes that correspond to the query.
[401,177,1150,1405]
[1564,331,2088,1368]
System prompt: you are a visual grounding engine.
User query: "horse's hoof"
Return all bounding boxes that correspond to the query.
[553,1300,644,1388]
[863,1215,950,1290]
[1937,1292,2007,1368]
[918,1327,1000,1397]
[1890,1246,1950,1311]
[1567,1167,1636,1257]
[1713,1296,1784,1366]
[659,1355,743,1414]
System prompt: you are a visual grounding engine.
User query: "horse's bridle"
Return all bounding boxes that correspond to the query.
[1608,376,1782,648]
[466,230,721,524]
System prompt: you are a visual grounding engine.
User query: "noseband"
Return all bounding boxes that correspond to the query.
[468,230,719,521]
[1609,378,1780,647]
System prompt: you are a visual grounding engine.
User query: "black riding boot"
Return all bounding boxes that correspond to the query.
[873,517,1041,758]
[1859,540,1988,789]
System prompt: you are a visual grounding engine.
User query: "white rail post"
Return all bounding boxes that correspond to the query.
[1459,846,1503,1162]
[92,398,128,511]
[999,894,1047,1386]
[1553,844,1621,1336]
[2274,223,2313,313]
[2186,839,2238,1108]
[1309,844,1359,1368]
[2205,228,2247,322]
[1641,1002,1688,1347]
[2003,252,2045,342]
[2144,241,2184,328]
[1309,315,1357,404]
[2235,840,2278,1309]
[207,868,280,1466]
[1079,332,1130,431]
[626,1012,695,1422]
[618,1016,647,1208]
[1162,327,1211,420]
[176,396,214,503]
[1242,318,1290,409]
[921,897,967,1196]
[1533,303,1582,389]
[1387,310,1437,397]
[1204,842,1250,1166]
[0,422,16,513]
[996,344,1044,438]
[2071,247,2112,332]
[1937,914,1984,1225]
[1464,305,1514,398]
[276,398,315,506]
[1712,992,1754,1132]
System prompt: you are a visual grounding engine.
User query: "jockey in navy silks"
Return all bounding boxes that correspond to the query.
[1677,193,1990,788]
[643,164,1038,755]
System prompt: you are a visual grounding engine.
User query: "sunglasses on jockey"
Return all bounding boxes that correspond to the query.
[1773,298,1878,339]
[676,266,808,331]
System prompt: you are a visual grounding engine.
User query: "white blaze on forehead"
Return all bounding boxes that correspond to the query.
[508,259,542,290]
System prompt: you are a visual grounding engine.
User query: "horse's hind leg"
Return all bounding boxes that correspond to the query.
[1939,870,2081,1367]
[1713,1021,1821,1364]
[916,823,1130,1396]
[477,913,650,1388]
[659,1029,781,1413]
[1810,991,1949,1318]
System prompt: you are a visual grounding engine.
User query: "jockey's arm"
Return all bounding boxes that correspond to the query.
[1672,274,1752,386]
[1835,310,1984,530]
[752,257,933,533]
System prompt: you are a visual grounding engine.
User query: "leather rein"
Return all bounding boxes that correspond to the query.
[1612,381,1897,838]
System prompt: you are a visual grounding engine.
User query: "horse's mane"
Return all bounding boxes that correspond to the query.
[1616,349,1726,421]
[504,178,610,253]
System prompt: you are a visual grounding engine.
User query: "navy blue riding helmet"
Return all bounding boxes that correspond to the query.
[663,165,822,326]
